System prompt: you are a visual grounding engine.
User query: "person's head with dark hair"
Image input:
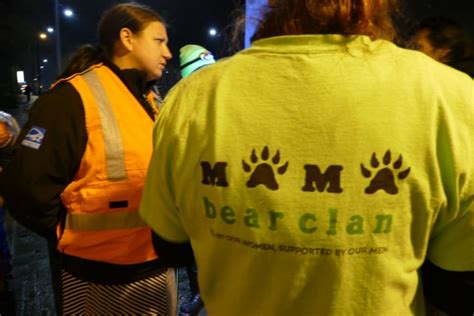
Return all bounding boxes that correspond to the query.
[252,0,401,43]
[410,16,474,64]
[60,2,172,80]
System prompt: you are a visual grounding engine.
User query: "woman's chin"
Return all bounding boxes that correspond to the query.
[147,72,161,81]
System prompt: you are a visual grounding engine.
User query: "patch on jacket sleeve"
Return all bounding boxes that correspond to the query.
[21,126,46,150]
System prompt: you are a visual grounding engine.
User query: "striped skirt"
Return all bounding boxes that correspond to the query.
[61,268,175,315]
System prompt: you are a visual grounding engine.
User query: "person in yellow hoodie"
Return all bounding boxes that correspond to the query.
[140,0,473,315]
[0,3,180,315]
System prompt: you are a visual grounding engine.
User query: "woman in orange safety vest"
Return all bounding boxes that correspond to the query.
[0,3,188,314]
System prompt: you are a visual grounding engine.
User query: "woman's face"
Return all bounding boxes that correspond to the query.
[130,21,172,80]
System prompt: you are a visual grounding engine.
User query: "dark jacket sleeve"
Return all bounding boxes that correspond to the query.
[151,233,195,267]
[0,83,87,241]
[422,260,474,315]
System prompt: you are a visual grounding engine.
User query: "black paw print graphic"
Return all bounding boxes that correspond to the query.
[361,150,410,194]
[242,146,289,190]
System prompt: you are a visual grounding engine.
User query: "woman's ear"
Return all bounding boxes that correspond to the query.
[119,27,134,52]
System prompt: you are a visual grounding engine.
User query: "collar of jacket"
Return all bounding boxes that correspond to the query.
[103,61,157,120]
[104,61,157,97]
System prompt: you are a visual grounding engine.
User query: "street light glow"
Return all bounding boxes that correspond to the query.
[64,9,74,17]
[43,59,48,63]
[209,28,217,36]
[40,66,45,69]
[47,27,54,33]
[39,32,48,40]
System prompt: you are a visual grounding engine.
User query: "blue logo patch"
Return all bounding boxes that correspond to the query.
[21,126,46,150]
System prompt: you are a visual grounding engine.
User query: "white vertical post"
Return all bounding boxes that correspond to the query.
[245,0,269,48]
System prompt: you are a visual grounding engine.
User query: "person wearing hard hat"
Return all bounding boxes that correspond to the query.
[179,44,216,78]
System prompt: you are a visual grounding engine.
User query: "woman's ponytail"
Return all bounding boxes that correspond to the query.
[57,44,107,80]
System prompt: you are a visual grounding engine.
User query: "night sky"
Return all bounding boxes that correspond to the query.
[8,0,473,89]
[48,0,474,62]
[56,0,245,61]
[10,0,245,88]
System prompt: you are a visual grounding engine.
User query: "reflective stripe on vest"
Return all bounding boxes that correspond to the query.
[82,71,127,180]
[65,210,148,231]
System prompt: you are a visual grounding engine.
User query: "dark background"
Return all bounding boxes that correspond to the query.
[0,0,473,103]
[0,0,246,99]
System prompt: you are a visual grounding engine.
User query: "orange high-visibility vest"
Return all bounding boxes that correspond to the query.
[57,64,157,264]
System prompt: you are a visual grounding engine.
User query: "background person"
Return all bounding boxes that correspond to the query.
[0,3,174,315]
[179,44,216,78]
[139,0,473,315]
[0,112,20,315]
[0,112,20,151]
[409,16,474,77]
[23,85,32,102]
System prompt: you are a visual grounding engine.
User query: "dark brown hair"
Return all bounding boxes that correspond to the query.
[59,3,164,79]
[252,0,401,43]
[98,2,164,59]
